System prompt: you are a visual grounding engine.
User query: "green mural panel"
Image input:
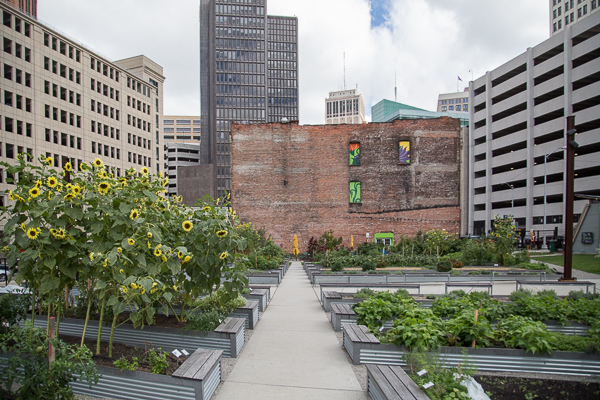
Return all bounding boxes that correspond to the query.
[349,181,361,203]
[349,143,360,165]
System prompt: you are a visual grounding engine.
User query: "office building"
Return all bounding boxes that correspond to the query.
[437,89,469,113]
[468,12,600,237]
[162,116,201,143]
[199,0,298,198]
[325,89,366,124]
[550,0,599,36]
[5,0,36,18]
[372,99,469,127]
[0,2,164,210]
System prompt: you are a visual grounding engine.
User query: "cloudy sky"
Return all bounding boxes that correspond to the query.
[39,0,549,124]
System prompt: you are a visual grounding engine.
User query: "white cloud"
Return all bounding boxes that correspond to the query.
[39,0,549,124]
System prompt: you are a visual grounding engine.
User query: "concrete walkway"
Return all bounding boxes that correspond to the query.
[214,261,367,400]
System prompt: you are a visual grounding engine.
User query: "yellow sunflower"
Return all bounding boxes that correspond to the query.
[177,251,183,259]
[80,162,89,171]
[29,187,40,198]
[161,255,167,262]
[98,182,110,195]
[154,248,162,257]
[93,158,103,168]
[127,238,135,246]
[117,247,123,253]
[46,157,53,166]
[183,255,192,263]
[64,162,72,172]
[71,185,82,195]
[47,176,58,188]
[141,167,149,175]
[119,269,124,274]
[129,209,139,219]
[63,193,75,201]
[219,252,228,260]
[36,180,42,188]
[182,220,193,232]
[216,230,228,238]
[122,286,128,294]
[26,228,40,240]
[147,232,153,239]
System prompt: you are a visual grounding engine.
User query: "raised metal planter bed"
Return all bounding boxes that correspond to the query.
[322,291,363,312]
[72,349,222,400]
[342,324,600,375]
[243,289,268,312]
[229,300,259,329]
[247,272,281,286]
[26,315,246,358]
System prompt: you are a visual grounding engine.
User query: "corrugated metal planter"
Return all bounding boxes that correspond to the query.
[26,316,245,358]
[322,292,363,312]
[71,350,222,400]
[228,300,259,329]
[243,289,268,312]
[246,272,281,286]
[342,324,600,376]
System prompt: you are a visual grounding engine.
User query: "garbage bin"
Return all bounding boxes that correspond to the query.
[548,240,557,252]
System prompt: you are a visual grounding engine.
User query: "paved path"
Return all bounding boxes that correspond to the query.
[214,262,366,400]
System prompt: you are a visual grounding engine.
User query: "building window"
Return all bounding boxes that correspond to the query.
[349,143,360,166]
[349,182,361,204]
[399,141,411,164]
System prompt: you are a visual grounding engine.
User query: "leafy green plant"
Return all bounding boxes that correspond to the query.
[550,333,600,353]
[0,290,30,332]
[494,316,553,354]
[353,288,376,299]
[184,310,223,332]
[490,215,519,265]
[404,352,473,400]
[386,308,446,351]
[446,309,494,348]
[509,288,533,302]
[567,290,600,301]
[113,356,139,371]
[147,348,169,374]
[437,258,452,272]
[0,323,99,400]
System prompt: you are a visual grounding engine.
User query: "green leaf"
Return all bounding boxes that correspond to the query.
[167,259,181,274]
[64,206,83,220]
[107,295,120,307]
[39,277,60,294]
[119,202,133,215]
[113,301,126,315]
[162,292,173,302]
[96,280,107,289]
[143,190,159,203]
[58,262,78,279]
[107,252,118,265]
[138,277,154,293]
[136,253,147,268]
[44,258,56,269]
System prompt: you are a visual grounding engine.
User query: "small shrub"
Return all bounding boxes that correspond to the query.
[147,348,169,374]
[437,258,452,272]
[184,310,223,332]
[425,294,437,300]
[537,289,558,299]
[395,288,410,298]
[353,288,376,299]
[509,288,533,302]
[113,356,138,371]
[567,290,600,301]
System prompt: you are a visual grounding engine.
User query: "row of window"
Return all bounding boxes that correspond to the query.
[163,119,201,125]
[44,57,81,83]
[3,89,31,111]
[217,73,266,85]
[268,42,297,51]
[128,151,152,167]
[216,61,265,73]
[44,32,81,62]
[440,98,468,105]
[2,63,31,86]
[163,127,201,133]
[441,104,468,112]
[215,4,264,15]
[216,107,266,120]
[216,49,266,62]
[3,36,31,61]
[45,81,81,106]
[126,76,152,98]
[268,69,297,79]
[90,78,120,101]
[127,132,152,150]
[91,99,119,120]
[90,120,120,140]
[126,114,151,132]
[126,95,151,115]
[1,116,32,136]
[267,60,297,71]
[44,129,82,150]
[163,135,201,141]
[216,84,266,96]
[327,99,360,117]
[44,105,81,127]
[267,51,296,61]
[216,27,264,39]
[348,142,411,166]
[90,57,119,82]
[216,16,265,28]
[91,142,120,160]
[216,38,263,50]
[0,142,32,161]
[3,10,31,37]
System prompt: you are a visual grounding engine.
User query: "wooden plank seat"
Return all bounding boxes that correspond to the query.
[214,317,245,334]
[319,283,420,302]
[331,303,357,332]
[367,364,430,400]
[172,348,223,400]
[343,324,380,344]
[516,280,597,294]
[445,282,493,295]
[248,285,271,302]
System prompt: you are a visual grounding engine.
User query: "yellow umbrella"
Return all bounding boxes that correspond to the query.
[292,235,299,256]
[350,235,354,249]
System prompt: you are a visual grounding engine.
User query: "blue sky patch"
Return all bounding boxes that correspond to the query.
[370,0,390,28]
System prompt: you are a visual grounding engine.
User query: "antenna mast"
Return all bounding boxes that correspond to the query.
[343,52,346,90]
[394,70,397,102]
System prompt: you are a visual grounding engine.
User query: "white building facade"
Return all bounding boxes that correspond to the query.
[550,0,599,36]
[325,89,366,124]
[437,89,469,113]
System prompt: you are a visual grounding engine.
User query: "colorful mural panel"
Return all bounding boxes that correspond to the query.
[399,141,410,164]
[349,181,361,203]
[349,143,360,165]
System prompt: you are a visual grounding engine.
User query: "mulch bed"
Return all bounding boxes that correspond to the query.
[477,376,600,400]
[60,334,187,375]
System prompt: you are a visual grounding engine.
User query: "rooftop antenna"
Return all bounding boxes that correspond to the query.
[394,70,397,102]
[343,52,346,90]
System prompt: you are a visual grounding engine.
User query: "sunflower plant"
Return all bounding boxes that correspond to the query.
[1,155,248,358]
[490,215,518,266]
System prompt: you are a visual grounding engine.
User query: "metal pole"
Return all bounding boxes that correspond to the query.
[544,156,547,250]
[561,115,576,281]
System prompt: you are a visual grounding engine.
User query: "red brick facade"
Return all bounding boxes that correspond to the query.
[231,118,461,250]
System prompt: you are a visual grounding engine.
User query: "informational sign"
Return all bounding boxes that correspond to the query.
[582,232,594,244]
[181,349,189,356]
[422,382,435,390]
[417,369,428,376]
[172,349,182,358]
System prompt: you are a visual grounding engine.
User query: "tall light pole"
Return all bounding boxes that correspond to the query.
[502,182,514,217]
[543,146,567,250]
[562,116,578,281]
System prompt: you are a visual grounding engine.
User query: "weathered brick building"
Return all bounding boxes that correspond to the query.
[231,118,461,249]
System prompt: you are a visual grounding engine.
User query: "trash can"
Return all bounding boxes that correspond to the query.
[548,240,556,252]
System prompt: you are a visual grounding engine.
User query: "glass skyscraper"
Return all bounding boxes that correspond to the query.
[200,0,298,198]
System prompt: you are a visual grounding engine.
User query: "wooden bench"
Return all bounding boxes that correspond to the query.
[331,303,357,331]
[367,364,430,400]
[229,300,259,329]
[319,283,420,302]
[491,270,546,284]
[516,280,597,294]
[172,348,223,400]
[248,285,271,303]
[445,282,493,295]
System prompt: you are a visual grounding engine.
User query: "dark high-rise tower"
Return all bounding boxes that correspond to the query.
[200,0,298,198]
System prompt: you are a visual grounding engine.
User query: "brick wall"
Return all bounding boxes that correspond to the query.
[231,118,461,250]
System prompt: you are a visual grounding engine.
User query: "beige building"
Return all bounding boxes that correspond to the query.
[0,2,164,208]
[325,89,366,124]
[161,116,201,196]
[437,89,469,113]
[550,0,599,36]
[161,116,200,143]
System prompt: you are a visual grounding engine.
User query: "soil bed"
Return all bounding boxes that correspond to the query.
[477,376,600,400]
[60,334,185,375]
[61,311,188,329]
